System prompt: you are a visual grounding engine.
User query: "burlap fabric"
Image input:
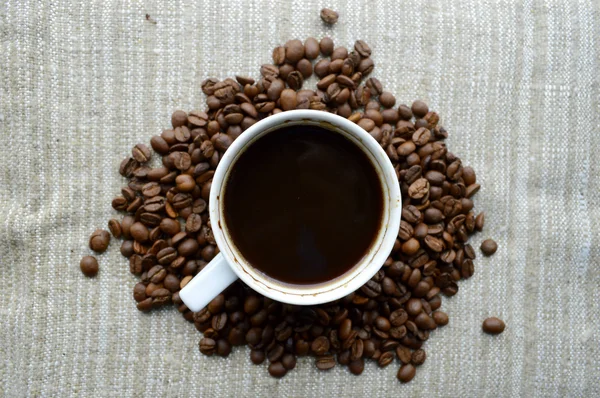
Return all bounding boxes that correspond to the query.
[1,1,599,396]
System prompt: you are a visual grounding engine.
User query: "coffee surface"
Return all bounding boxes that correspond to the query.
[223,125,383,284]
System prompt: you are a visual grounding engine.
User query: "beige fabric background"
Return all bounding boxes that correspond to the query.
[1,0,599,397]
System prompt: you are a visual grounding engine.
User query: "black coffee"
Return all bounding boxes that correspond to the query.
[223,125,383,284]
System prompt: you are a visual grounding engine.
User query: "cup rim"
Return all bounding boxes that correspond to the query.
[209,110,401,305]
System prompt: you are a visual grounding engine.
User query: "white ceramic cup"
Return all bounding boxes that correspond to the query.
[180,110,401,312]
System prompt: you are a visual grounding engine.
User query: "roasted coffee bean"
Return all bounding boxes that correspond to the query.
[481,239,498,255]
[250,349,265,364]
[316,355,336,370]
[268,361,287,378]
[475,212,485,231]
[482,317,505,334]
[397,364,416,383]
[89,229,110,253]
[311,336,330,355]
[282,353,297,370]
[80,256,99,277]
[433,311,449,326]
[349,358,365,375]
[378,351,394,367]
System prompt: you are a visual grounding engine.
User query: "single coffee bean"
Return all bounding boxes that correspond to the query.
[199,337,216,356]
[130,222,149,243]
[320,8,339,24]
[397,364,416,383]
[411,349,426,366]
[475,212,485,231]
[107,219,122,238]
[349,358,364,375]
[311,336,330,355]
[432,311,449,326]
[132,143,151,163]
[250,349,265,364]
[89,229,110,253]
[268,361,287,378]
[482,317,505,334]
[80,256,99,277]
[315,355,336,370]
[304,37,319,59]
[319,37,334,55]
[411,100,429,118]
[480,239,498,255]
[282,353,297,370]
[394,346,411,365]
[374,350,393,368]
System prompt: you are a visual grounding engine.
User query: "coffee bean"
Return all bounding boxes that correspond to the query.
[89,229,110,253]
[482,317,505,334]
[316,355,336,370]
[304,37,319,59]
[475,212,485,231]
[432,311,448,326]
[397,364,416,383]
[250,349,265,364]
[107,219,122,238]
[311,336,330,355]
[411,100,429,118]
[319,37,334,55]
[378,351,394,367]
[320,8,339,24]
[132,143,151,163]
[480,239,498,255]
[284,39,304,63]
[282,353,297,370]
[280,89,297,111]
[199,338,216,356]
[349,358,364,375]
[80,256,99,277]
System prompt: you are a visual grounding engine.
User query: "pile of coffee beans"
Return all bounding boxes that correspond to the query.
[83,37,496,383]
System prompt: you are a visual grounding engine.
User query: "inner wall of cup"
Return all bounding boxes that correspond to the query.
[219,119,392,292]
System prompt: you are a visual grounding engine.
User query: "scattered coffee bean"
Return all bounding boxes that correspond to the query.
[320,8,339,24]
[80,256,99,277]
[89,229,110,253]
[482,317,505,334]
[480,239,498,256]
[397,364,416,383]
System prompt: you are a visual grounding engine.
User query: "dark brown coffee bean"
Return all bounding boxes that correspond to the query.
[411,100,429,118]
[316,355,336,370]
[311,336,330,355]
[461,259,475,278]
[89,229,110,253]
[396,345,412,364]
[475,212,485,231]
[349,358,364,375]
[130,222,149,243]
[432,311,449,326]
[199,337,216,356]
[130,144,149,164]
[281,353,297,370]
[151,288,171,306]
[481,239,498,255]
[80,256,99,277]
[482,317,505,334]
[350,338,364,360]
[267,343,284,363]
[397,364,416,383]
[250,349,265,364]
[268,361,287,378]
[107,219,122,238]
[378,351,394,367]
[389,309,408,327]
